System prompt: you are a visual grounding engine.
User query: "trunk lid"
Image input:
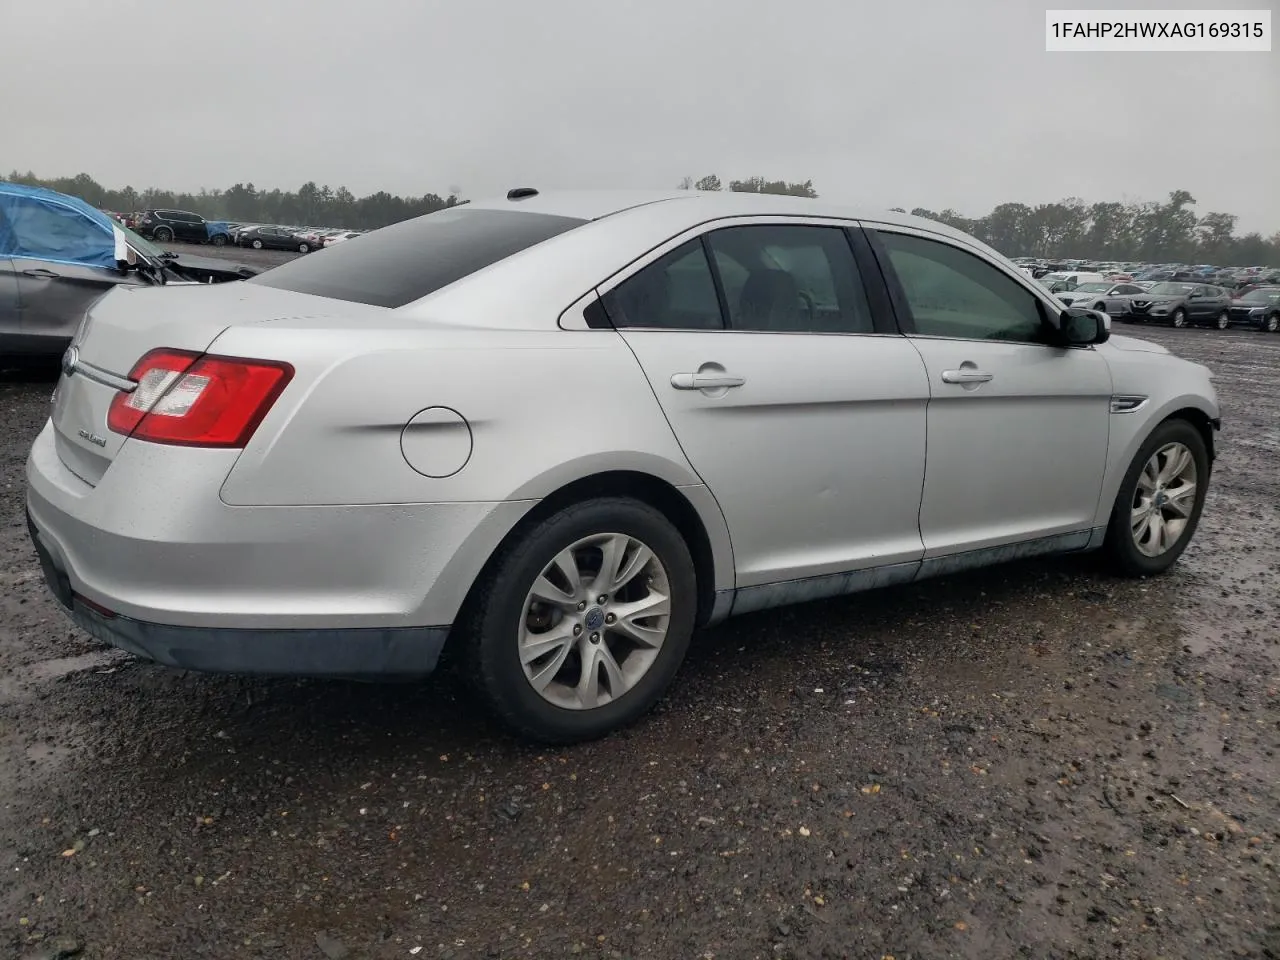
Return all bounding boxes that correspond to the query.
[51,280,354,486]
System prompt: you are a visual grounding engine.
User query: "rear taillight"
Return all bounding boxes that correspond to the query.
[107,348,294,448]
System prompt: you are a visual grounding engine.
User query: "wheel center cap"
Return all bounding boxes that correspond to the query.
[584,606,606,631]
[1154,490,1168,507]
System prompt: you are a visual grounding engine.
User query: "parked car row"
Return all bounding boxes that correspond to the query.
[1012,256,1280,294]
[232,223,368,253]
[103,210,369,254]
[1042,276,1280,332]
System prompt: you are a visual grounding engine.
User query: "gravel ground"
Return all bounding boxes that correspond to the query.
[169,241,302,270]
[0,324,1276,960]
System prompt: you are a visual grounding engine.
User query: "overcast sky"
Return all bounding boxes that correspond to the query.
[7,0,1278,231]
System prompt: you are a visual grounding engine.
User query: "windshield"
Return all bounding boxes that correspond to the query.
[116,221,166,259]
[1147,282,1195,296]
[1073,282,1110,293]
[1239,288,1280,303]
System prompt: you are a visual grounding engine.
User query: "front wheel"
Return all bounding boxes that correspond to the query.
[1215,311,1229,330]
[211,234,227,247]
[460,497,697,743]
[1264,313,1279,333]
[1103,419,1209,577]
[1169,308,1187,328]
[251,239,263,249]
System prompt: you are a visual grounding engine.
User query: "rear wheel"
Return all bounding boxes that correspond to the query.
[1103,419,1209,577]
[1215,311,1229,330]
[461,497,697,743]
[211,234,227,247]
[153,226,173,243]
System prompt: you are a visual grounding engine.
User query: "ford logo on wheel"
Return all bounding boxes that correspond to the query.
[60,346,80,378]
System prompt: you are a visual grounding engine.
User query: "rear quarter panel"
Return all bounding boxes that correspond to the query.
[213,324,703,507]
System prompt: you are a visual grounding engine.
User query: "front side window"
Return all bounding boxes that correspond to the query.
[877,231,1047,343]
[1,197,108,263]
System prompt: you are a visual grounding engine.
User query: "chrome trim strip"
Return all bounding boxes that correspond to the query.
[72,360,136,393]
[1110,395,1148,414]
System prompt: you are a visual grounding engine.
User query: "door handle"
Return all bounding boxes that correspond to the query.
[22,268,60,279]
[670,372,746,390]
[941,369,994,384]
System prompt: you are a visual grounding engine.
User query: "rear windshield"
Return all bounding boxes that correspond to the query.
[248,207,587,308]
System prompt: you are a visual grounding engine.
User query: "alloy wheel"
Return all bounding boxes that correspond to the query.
[1216,312,1229,330]
[518,532,671,710]
[1131,442,1198,557]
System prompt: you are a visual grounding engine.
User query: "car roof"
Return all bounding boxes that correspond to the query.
[463,189,972,239]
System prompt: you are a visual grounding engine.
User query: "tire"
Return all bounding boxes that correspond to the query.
[1103,419,1210,577]
[298,243,310,253]
[211,234,227,247]
[153,226,173,243]
[1214,311,1229,330]
[460,497,697,743]
[252,239,263,250]
[1264,313,1279,333]
[1170,308,1187,328]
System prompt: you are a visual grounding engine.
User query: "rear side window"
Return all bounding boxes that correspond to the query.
[249,208,586,308]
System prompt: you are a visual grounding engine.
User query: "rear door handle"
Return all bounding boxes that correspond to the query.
[941,369,994,384]
[22,268,60,279]
[671,373,746,390]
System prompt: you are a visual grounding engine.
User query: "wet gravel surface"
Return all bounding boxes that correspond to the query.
[1,325,1277,960]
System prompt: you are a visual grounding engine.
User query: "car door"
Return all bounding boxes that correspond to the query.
[598,220,930,596]
[185,213,209,243]
[0,256,20,343]
[865,225,1112,565]
[1205,285,1229,320]
[5,198,135,353]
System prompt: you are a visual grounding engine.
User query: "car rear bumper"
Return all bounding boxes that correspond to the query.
[24,420,533,674]
[27,509,448,678]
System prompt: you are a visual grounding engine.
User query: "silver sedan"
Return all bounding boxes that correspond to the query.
[26,190,1221,742]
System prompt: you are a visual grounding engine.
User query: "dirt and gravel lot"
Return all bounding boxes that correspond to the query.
[1,322,1276,960]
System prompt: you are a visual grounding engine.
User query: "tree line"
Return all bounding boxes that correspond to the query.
[7,168,1277,266]
[3,171,465,232]
[681,175,1277,266]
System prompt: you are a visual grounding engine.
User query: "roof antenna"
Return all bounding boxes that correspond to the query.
[507,187,538,200]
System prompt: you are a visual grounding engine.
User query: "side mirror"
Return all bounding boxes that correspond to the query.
[1060,307,1110,345]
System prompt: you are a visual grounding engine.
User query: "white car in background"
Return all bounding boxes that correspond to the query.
[323,231,364,247]
[25,189,1221,742]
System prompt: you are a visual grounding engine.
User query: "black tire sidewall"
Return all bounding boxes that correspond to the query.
[154,227,173,242]
[469,498,698,743]
[1105,419,1210,576]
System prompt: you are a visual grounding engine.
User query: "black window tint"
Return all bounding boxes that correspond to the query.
[249,208,586,308]
[878,231,1046,344]
[601,239,722,330]
[705,225,873,334]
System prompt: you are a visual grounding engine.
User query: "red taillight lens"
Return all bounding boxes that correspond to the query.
[107,348,294,448]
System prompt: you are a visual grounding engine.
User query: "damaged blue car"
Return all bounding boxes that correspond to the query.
[0,183,258,363]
